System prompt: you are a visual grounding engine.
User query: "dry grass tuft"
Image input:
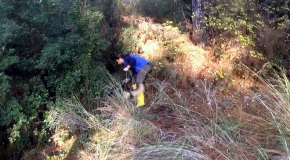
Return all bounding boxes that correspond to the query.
[41,71,290,159]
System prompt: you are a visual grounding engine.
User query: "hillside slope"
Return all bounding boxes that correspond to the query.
[23,16,288,160]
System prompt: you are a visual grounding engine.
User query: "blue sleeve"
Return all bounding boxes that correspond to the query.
[124,54,136,67]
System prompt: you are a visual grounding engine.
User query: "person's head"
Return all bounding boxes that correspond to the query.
[114,54,125,65]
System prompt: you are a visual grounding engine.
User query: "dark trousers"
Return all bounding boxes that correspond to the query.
[133,64,151,84]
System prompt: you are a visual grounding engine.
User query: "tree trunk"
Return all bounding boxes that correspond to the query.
[191,0,201,31]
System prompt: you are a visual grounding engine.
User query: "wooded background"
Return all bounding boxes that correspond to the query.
[0,0,289,158]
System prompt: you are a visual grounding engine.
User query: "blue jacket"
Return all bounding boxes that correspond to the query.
[123,54,149,73]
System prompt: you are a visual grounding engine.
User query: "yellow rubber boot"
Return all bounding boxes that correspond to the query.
[136,92,145,107]
[132,84,145,107]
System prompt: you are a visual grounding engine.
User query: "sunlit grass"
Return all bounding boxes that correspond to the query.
[43,71,290,159]
[255,71,290,159]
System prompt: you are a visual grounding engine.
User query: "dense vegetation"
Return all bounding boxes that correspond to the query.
[0,0,289,159]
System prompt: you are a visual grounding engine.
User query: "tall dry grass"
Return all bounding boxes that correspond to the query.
[44,70,290,159]
[254,70,290,160]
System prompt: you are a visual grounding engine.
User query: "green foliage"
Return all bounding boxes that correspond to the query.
[0,0,52,148]
[0,0,111,158]
[0,0,286,159]
[257,1,290,63]
[204,0,264,46]
[201,0,289,68]
[136,0,179,21]
[36,2,110,97]
[116,0,181,22]
[118,26,138,53]
[0,53,25,144]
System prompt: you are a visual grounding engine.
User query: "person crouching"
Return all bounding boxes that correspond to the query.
[115,53,151,107]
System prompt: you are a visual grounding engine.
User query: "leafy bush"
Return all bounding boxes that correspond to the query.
[0,0,110,158]
[136,0,179,21]
[202,0,289,68]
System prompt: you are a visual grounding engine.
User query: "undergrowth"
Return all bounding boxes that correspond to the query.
[36,70,290,159]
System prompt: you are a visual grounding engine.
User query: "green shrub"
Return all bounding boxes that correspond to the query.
[136,0,179,21]
[0,0,110,158]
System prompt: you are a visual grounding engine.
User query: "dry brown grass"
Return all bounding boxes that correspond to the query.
[120,16,266,92]
[27,15,290,160]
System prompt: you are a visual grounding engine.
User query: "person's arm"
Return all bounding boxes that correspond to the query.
[123,65,130,71]
[123,55,136,71]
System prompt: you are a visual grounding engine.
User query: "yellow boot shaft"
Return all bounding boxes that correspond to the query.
[132,84,145,107]
[136,92,145,107]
